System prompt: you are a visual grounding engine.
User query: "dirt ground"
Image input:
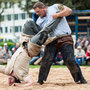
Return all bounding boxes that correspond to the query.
[0,67,90,90]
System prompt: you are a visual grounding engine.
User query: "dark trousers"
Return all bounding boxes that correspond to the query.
[38,43,85,83]
[38,42,57,82]
[60,44,84,82]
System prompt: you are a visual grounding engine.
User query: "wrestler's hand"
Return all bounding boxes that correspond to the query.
[12,83,21,87]
[12,82,33,87]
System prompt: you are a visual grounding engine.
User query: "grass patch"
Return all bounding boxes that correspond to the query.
[29,65,90,68]
[1,64,90,69]
[29,65,67,68]
[29,65,40,68]
[51,65,67,68]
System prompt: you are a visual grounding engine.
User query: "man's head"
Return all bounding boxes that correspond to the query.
[33,2,47,18]
[83,37,87,41]
[77,46,82,51]
[77,37,82,42]
[8,76,15,86]
[8,76,20,86]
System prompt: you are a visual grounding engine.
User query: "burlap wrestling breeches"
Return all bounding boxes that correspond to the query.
[19,33,33,46]
[28,41,41,57]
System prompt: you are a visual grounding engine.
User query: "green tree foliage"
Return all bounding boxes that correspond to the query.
[0,0,90,18]
[17,0,89,18]
[18,0,37,17]
[39,0,90,10]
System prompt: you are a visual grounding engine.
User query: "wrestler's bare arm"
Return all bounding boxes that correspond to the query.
[52,4,72,19]
[13,78,33,87]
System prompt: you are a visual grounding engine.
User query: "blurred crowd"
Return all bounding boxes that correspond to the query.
[0,36,90,65]
[0,43,19,64]
[74,37,90,65]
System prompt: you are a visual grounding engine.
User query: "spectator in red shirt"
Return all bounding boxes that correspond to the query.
[86,45,90,60]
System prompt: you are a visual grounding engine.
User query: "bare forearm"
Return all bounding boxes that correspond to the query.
[13,81,33,87]
[52,6,72,19]
[57,6,72,17]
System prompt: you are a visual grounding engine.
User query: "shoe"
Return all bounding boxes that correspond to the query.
[74,75,87,84]
[80,78,87,84]
[37,80,44,85]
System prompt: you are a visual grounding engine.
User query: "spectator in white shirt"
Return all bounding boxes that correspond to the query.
[75,46,85,65]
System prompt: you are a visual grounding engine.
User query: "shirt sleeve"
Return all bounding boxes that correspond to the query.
[52,4,64,12]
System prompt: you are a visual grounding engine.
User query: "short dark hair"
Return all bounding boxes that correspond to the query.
[12,76,21,83]
[33,2,46,9]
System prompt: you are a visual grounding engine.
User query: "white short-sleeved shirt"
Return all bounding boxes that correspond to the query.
[76,49,85,57]
[36,4,71,37]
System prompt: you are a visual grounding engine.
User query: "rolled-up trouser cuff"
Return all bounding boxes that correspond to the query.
[19,33,33,46]
[28,41,41,57]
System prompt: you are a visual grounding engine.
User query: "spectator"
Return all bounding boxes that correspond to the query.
[75,37,82,48]
[54,52,64,65]
[12,47,16,55]
[9,43,16,52]
[0,46,4,59]
[0,46,12,64]
[75,46,86,65]
[86,45,90,63]
[0,46,3,57]
[2,43,12,60]
[81,37,89,52]
[0,46,6,64]
[15,43,19,51]
[3,43,8,51]
[2,47,12,60]
[2,43,12,59]
[11,43,20,54]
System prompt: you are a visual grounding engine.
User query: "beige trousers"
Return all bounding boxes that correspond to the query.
[0,41,42,81]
